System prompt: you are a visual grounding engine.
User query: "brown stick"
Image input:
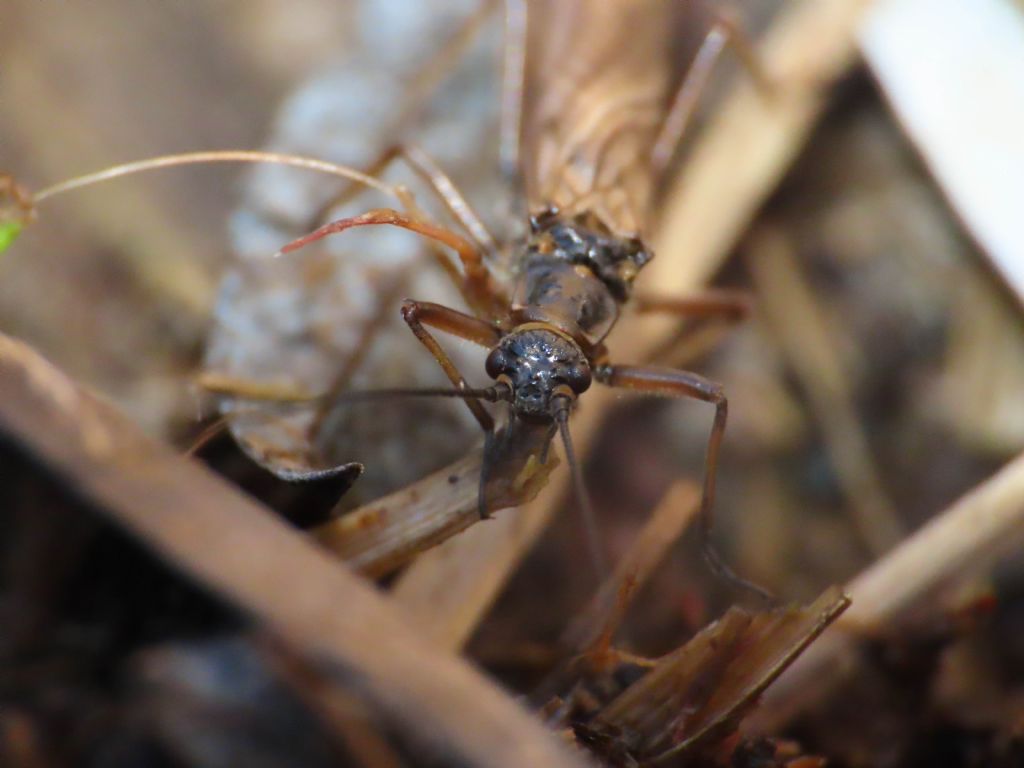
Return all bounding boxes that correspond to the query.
[312,430,557,579]
[0,333,588,768]
[560,481,700,653]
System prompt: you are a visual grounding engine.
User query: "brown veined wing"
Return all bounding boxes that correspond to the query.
[520,0,693,239]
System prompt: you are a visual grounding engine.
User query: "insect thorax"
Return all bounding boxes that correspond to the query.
[528,209,653,302]
[510,209,654,345]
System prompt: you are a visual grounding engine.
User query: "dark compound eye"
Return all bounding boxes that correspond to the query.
[565,363,592,394]
[485,347,513,379]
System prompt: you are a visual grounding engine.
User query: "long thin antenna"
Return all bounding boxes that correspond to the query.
[185,416,232,456]
[555,402,609,578]
[324,385,510,405]
[478,427,499,519]
[201,378,510,406]
[2,151,407,256]
[700,530,775,604]
[32,150,397,204]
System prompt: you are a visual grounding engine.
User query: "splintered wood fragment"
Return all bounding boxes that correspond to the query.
[861,0,1024,306]
[395,0,878,652]
[747,225,904,555]
[593,587,849,763]
[561,482,700,654]
[596,610,752,753]
[312,429,557,579]
[314,453,485,578]
[753,449,1024,731]
[0,333,588,768]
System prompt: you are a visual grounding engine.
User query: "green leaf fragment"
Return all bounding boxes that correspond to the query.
[0,220,23,253]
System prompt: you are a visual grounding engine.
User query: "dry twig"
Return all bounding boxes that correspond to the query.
[558,587,850,764]
[560,482,700,654]
[312,435,557,578]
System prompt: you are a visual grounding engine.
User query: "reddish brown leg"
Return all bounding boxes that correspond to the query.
[315,143,498,258]
[400,299,502,434]
[635,289,753,367]
[402,299,507,519]
[280,208,508,322]
[650,7,774,174]
[595,363,773,602]
[396,144,499,256]
[634,289,752,322]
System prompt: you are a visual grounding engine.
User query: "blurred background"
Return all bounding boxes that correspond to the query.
[3,1,1024,764]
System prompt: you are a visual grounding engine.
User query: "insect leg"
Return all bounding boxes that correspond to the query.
[402,299,508,519]
[650,8,774,174]
[595,363,774,602]
[313,143,499,259]
[279,208,509,321]
[400,299,502,434]
[393,144,499,256]
[634,289,752,322]
[633,289,753,367]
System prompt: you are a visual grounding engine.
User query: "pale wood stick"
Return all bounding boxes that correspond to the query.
[561,481,700,653]
[312,444,557,580]
[387,475,565,649]
[314,453,485,579]
[394,0,879,652]
[746,225,904,555]
[749,449,1024,731]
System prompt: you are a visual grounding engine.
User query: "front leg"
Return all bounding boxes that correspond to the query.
[402,299,509,519]
[279,208,508,322]
[634,289,751,322]
[595,363,773,602]
[401,299,501,433]
[634,289,753,367]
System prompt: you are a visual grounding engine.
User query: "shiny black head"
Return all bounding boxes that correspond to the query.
[529,209,653,302]
[485,328,591,422]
